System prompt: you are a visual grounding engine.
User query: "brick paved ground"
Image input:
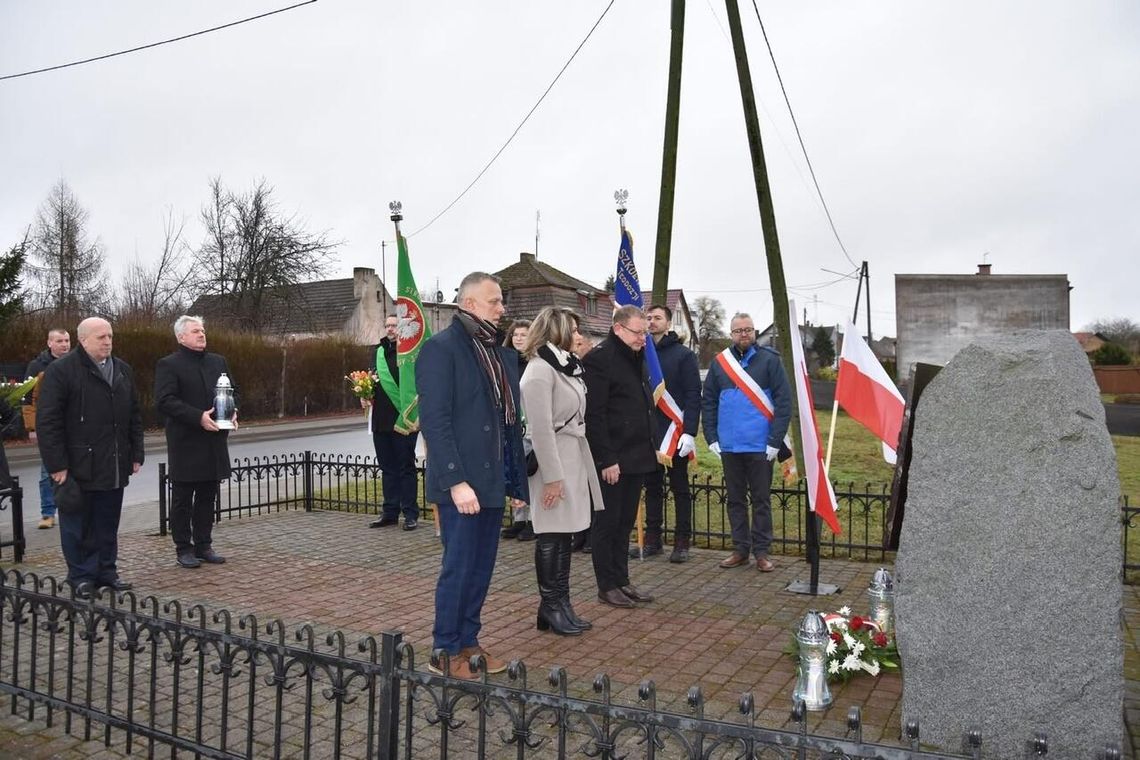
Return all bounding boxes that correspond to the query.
[2,508,1137,758]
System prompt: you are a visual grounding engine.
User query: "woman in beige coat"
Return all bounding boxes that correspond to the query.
[520,307,604,636]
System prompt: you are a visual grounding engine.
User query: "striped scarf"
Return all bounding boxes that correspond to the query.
[456,309,517,426]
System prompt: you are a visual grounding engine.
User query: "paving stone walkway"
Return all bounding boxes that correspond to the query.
[2,508,1137,758]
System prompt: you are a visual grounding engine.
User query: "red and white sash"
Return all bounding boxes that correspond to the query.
[714,347,775,420]
[655,388,691,461]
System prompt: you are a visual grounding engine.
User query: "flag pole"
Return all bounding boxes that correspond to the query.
[823,399,839,475]
[615,189,643,560]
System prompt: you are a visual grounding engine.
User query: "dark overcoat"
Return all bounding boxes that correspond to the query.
[415,318,529,507]
[653,331,702,437]
[154,346,233,482]
[36,347,145,491]
[369,337,399,433]
[582,331,658,475]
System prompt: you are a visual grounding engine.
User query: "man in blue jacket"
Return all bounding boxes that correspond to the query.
[636,304,701,563]
[416,272,529,680]
[701,312,791,571]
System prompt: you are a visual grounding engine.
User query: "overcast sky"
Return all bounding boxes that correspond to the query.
[2,1,1136,338]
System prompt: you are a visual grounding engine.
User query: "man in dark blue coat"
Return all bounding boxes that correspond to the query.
[416,272,528,680]
[37,317,144,597]
[155,316,234,568]
[637,304,701,563]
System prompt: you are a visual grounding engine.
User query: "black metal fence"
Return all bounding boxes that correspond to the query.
[156,452,1140,583]
[4,570,1117,760]
[0,478,24,563]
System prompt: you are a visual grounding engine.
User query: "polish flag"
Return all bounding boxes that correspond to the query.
[788,301,841,534]
[836,321,905,464]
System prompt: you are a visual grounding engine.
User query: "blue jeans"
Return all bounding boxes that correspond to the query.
[433,502,503,654]
[39,465,56,518]
[58,488,125,587]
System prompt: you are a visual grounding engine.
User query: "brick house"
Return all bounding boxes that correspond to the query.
[494,252,696,348]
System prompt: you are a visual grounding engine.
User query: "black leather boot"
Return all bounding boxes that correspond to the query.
[554,532,592,630]
[535,535,581,635]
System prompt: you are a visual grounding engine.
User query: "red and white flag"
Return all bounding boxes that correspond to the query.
[836,321,905,464]
[788,301,841,535]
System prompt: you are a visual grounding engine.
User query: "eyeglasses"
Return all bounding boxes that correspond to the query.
[730,327,755,335]
[616,323,647,337]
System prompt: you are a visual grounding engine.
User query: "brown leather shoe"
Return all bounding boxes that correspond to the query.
[427,656,481,681]
[620,584,654,603]
[597,588,635,608]
[460,645,507,674]
[719,553,749,569]
[756,556,775,572]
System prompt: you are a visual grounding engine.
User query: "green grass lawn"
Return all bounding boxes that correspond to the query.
[692,409,1137,501]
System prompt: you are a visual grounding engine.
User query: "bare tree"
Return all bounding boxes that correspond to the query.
[115,209,195,322]
[692,295,727,343]
[195,177,338,330]
[1087,317,1140,353]
[26,179,109,320]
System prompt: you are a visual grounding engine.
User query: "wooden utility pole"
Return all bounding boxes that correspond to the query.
[721,0,799,460]
[724,0,836,594]
[651,0,686,307]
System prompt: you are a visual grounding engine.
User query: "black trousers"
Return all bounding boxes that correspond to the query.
[643,455,692,540]
[171,480,219,555]
[590,474,646,593]
[722,453,773,557]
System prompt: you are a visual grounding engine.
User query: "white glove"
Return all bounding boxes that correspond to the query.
[765,445,779,462]
[677,433,695,458]
[708,441,721,459]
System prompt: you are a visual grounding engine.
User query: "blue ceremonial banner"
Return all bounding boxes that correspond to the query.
[612,229,691,462]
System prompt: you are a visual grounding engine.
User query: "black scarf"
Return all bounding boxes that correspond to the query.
[538,342,584,377]
[456,309,517,426]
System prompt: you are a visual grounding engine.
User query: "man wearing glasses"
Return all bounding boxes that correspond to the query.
[583,305,658,607]
[702,313,791,572]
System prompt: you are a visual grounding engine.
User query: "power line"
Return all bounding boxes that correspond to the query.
[748,0,858,269]
[0,0,318,82]
[407,1,616,238]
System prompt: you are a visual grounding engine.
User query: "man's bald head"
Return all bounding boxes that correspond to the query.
[77,317,114,362]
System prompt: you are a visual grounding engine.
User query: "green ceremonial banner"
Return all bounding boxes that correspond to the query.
[392,231,431,433]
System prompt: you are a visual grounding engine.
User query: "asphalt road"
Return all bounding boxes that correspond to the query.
[5,415,377,555]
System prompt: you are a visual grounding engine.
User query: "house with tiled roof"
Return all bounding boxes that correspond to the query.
[1073,331,1109,355]
[187,267,394,344]
[495,252,613,337]
[494,252,697,347]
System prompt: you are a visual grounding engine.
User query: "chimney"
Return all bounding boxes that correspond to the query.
[353,267,375,299]
[976,263,992,275]
[520,252,536,263]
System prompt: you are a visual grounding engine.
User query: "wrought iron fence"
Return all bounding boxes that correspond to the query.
[0,478,24,563]
[4,570,1115,760]
[155,453,1140,583]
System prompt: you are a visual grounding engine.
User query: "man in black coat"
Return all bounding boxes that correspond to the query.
[36,317,144,597]
[636,304,701,563]
[583,305,658,608]
[367,314,419,530]
[155,316,234,568]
